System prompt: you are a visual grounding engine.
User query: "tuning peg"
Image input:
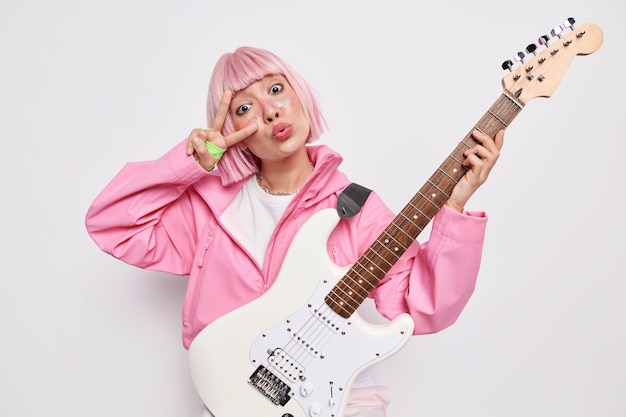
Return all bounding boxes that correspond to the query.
[526,43,538,55]
[515,51,526,63]
[501,59,514,71]
[538,34,551,47]
[563,17,576,29]
[551,25,564,38]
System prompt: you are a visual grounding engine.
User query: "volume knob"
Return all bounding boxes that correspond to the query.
[299,381,314,397]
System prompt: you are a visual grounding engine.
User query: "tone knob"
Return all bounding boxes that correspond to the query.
[308,402,323,417]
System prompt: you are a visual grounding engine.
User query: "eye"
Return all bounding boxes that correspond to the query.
[269,83,283,95]
[236,103,252,115]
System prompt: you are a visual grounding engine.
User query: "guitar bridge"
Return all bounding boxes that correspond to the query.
[248,365,291,406]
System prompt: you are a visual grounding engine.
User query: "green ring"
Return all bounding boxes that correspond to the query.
[205,141,226,158]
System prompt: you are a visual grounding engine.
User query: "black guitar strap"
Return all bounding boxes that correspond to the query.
[336,183,373,219]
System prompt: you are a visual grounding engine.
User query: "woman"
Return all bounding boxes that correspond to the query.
[85,46,504,416]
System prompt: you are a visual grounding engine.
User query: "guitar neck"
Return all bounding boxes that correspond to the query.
[326,91,524,318]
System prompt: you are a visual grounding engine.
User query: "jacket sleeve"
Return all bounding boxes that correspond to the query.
[85,140,214,275]
[359,195,488,335]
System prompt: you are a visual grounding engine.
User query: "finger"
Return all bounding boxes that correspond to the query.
[222,123,259,148]
[472,129,504,154]
[464,152,485,169]
[189,136,220,170]
[186,128,216,155]
[189,136,206,157]
[494,129,505,151]
[471,129,496,149]
[471,130,503,159]
[211,90,233,132]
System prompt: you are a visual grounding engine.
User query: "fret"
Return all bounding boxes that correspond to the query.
[502,91,524,109]
[369,239,402,264]
[325,92,525,318]
[487,109,509,127]
[351,258,380,277]
[396,213,423,238]
[371,240,402,263]
[377,230,413,246]
[421,191,445,210]
[332,281,366,309]
[448,153,465,167]
[332,276,369,298]
[359,253,387,276]
[361,249,394,272]
[351,260,384,285]
[427,179,450,199]
[340,274,375,299]
[352,269,380,290]
[460,139,473,149]
[417,191,442,210]
[437,167,459,184]
[405,201,431,223]
[388,220,420,247]
[325,293,352,316]
[329,287,360,311]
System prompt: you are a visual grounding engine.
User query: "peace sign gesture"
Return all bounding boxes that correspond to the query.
[186,90,259,171]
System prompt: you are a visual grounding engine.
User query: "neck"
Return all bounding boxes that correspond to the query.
[257,149,314,195]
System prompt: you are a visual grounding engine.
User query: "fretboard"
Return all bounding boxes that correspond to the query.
[325,92,524,318]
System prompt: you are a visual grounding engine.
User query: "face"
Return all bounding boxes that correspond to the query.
[230,74,310,162]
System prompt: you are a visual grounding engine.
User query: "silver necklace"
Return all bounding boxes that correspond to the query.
[256,162,314,196]
[256,173,294,196]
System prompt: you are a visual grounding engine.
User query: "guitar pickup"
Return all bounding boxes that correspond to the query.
[267,348,306,381]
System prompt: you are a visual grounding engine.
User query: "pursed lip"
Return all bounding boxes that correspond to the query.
[272,123,292,140]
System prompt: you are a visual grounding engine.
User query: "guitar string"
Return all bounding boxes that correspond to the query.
[280,302,347,371]
[277,285,348,364]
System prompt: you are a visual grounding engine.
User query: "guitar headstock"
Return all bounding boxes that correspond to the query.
[501,18,603,104]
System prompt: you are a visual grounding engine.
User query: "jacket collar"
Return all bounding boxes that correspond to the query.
[193,145,351,214]
[297,145,350,208]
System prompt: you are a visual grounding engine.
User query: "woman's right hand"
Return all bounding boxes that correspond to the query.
[186,90,258,171]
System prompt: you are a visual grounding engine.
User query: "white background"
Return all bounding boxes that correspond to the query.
[1,1,624,416]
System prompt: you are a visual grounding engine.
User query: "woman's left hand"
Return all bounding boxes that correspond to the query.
[446,129,505,212]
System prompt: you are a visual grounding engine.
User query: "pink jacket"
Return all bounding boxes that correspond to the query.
[85,141,488,349]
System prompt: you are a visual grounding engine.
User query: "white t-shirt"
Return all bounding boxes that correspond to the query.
[220,175,292,268]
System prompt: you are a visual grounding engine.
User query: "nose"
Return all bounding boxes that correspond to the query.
[264,101,280,123]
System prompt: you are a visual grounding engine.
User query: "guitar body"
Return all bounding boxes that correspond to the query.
[188,208,414,417]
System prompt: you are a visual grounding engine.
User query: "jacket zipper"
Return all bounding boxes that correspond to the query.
[198,234,214,267]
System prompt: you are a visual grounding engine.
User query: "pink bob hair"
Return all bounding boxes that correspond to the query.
[206,46,328,185]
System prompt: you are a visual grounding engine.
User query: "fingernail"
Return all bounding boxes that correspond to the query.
[192,137,200,145]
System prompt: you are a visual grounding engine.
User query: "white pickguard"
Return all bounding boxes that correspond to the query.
[188,208,414,417]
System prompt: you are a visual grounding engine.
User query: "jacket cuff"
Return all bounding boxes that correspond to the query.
[431,204,488,243]
[163,139,221,182]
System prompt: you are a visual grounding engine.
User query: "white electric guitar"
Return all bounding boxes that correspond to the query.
[189,19,603,417]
